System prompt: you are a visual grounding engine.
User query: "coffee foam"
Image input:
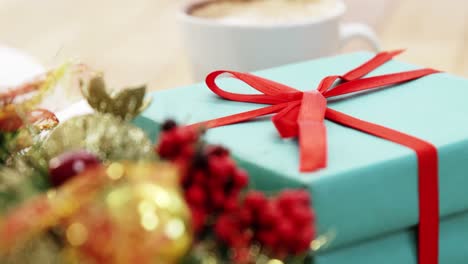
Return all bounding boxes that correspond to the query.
[190,0,339,25]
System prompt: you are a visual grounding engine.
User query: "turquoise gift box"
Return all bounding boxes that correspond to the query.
[133,52,468,263]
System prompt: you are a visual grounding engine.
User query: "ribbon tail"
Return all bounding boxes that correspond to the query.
[326,107,439,264]
[342,50,405,81]
[298,91,327,172]
[299,121,327,172]
[324,68,439,98]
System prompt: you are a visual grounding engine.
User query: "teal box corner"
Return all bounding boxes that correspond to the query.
[135,51,468,251]
[315,210,468,264]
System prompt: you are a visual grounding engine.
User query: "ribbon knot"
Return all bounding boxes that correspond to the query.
[190,50,441,264]
[270,89,327,171]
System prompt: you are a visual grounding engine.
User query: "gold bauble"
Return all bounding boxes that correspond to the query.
[66,162,192,264]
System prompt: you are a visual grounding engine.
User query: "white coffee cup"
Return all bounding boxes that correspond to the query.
[178,0,380,81]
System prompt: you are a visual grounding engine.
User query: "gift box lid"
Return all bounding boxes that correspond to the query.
[135,52,468,251]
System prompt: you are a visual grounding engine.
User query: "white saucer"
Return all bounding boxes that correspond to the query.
[0,45,43,88]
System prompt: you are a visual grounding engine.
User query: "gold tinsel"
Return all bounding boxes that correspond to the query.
[43,113,155,162]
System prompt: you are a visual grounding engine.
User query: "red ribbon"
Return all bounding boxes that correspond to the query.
[0,109,59,132]
[1,79,59,132]
[190,50,440,264]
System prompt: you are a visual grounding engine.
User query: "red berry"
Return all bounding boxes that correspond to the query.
[156,133,179,159]
[291,207,315,226]
[244,191,268,212]
[175,126,198,143]
[229,231,251,248]
[48,150,100,186]
[294,189,311,206]
[256,230,278,248]
[257,202,280,227]
[161,119,177,131]
[180,145,195,160]
[207,145,230,157]
[224,197,240,212]
[156,125,199,161]
[233,169,249,189]
[180,170,191,188]
[276,191,298,213]
[185,185,205,206]
[228,187,242,200]
[191,170,207,185]
[207,175,221,190]
[238,207,253,226]
[277,221,295,241]
[215,214,237,242]
[208,156,235,180]
[212,189,226,208]
[295,226,315,254]
[191,208,207,234]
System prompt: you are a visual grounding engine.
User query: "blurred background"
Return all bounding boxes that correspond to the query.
[0,0,467,91]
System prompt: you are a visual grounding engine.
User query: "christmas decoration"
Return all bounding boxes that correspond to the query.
[157,122,249,235]
[156,119,201,162]
[43,113,155,162]
[0,64,68,162]
[81,76,150,121]
[0,67,317,264]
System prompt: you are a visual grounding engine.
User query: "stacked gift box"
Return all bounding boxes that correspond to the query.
[134,52,468,264]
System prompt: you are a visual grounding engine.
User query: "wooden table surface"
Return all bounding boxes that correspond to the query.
[0,0,467,91]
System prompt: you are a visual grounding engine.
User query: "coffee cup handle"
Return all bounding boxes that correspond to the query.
[339,23,380,52]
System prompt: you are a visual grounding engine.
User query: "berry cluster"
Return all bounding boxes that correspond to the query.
[215,190,315,260]
[156,121,249,234]
[155,120,315,262]
[184,145,249,234]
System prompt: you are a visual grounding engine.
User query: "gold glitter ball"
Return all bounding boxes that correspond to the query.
[267,259,284,264]
[106,162,125,180]
[67,163,192,264]
[66,222,88,246]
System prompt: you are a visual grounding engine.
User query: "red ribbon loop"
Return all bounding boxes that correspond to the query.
[190,51,441,264]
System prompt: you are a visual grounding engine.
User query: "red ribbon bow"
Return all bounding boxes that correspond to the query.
[190,50,440,264]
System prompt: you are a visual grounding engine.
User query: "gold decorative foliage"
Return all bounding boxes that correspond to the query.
[82,76,150,120]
